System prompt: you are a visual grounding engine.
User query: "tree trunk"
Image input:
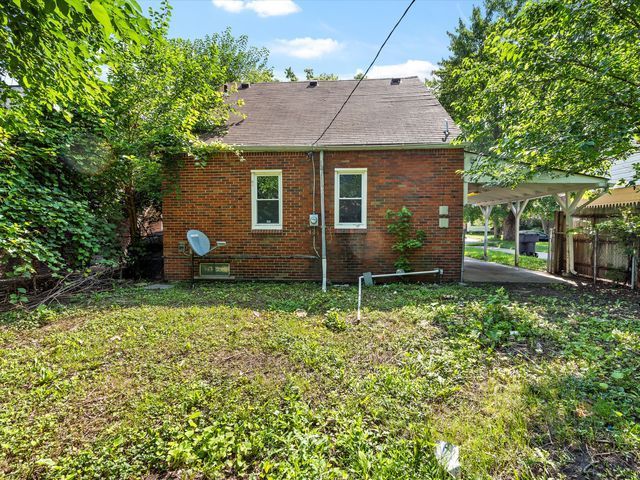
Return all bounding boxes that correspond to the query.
[503,211,516,241]
[125,185,139,245]
[540,217,551,234]
[493,222,500,239]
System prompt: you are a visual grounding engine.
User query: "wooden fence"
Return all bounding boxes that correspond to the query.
[573,233,631,284]
[550,212,638,288]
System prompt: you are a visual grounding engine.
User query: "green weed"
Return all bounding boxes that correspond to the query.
[0,282,638,478]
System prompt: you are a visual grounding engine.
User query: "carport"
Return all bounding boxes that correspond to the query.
[464,155,609,275]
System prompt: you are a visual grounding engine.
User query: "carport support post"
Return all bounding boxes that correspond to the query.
[481,205,493,260]
[510,199,529,267]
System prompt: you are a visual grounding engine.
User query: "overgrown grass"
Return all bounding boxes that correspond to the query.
[1,282,638,479]
[465,246,548,271]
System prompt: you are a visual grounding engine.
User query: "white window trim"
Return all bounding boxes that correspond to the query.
[251,169,283,230]
[334,168,367,229]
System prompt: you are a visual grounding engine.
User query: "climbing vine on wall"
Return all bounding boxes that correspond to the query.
[386,207,426,272]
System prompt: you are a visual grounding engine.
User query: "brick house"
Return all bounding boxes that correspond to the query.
[163,77,464,284]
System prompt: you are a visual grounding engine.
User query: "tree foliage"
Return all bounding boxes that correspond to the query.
[0,0,151,134]
[1,0,151,279]
[106,5,271,249]
[205,27,274,83]
[1,1,273,280]
[303,68,338,81]
[434,0,640,185]
[284,67,298,82]
[1,111,124,278]
[463,205,483,225]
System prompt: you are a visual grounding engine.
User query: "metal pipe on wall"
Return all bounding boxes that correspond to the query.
[319,150,327,291]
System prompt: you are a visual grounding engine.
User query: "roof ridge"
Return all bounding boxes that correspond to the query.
[231,76,421,86]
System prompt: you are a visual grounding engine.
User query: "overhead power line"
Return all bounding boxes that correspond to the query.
[312,0,417,146]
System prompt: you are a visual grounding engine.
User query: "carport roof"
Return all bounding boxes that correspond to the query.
[465,156,609,206]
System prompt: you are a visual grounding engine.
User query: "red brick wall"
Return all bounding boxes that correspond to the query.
[163,148,464,283]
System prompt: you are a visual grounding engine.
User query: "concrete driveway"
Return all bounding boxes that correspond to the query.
[463,257,569,284]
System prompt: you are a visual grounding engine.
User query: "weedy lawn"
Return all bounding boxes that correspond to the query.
[464,246,548,272]
[0,282,638,479]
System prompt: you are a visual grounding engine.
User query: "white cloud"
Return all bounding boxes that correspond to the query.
[360,60,438,81]
[272,37,342,59]
[212,0,301,17]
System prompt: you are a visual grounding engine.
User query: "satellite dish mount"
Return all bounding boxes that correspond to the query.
[186,230,226,284]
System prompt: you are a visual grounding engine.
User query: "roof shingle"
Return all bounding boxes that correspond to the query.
[204,77,461,148]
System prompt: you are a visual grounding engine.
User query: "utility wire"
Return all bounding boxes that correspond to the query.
[312,0,417,146]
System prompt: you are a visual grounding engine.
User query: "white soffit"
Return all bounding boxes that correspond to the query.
[464,155,609,206]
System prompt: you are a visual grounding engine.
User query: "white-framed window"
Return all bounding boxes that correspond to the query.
[251,170,283,230]
[334,168,367,229]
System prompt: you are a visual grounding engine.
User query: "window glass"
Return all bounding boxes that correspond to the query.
[339,174,362,198]
[257,199,279,224]
[252,171,282,229]
[335,169,366,228]
[339,199,362,224]
[257,176,279,199]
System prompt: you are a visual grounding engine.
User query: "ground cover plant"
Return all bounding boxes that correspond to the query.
[465,246,548,271]
[0,282,638,479]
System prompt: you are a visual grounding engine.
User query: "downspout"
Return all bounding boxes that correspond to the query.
[566,211,578,275]
[319,150,327,291]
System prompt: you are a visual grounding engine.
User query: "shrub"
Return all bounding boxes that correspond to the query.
[324,309,347,332]
[471,288,535,347]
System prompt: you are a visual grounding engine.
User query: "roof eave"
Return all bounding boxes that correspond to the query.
[227,142,467,152]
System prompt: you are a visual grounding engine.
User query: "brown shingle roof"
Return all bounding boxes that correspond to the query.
[204,77,461,148]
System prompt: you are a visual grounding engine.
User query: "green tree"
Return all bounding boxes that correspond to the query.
[206,27,274,83]
[0,2,272,280]
[490,205,510,238]
[456,0,640,184]
[105,4,242,247]
[1,0,153,279]
[430,0,522,156]
[1,0,151,133]
[303,68,338,81]
[284,67,298,82]
[353,72,366,80]
[464,205,483,225]
[524,197,557,234]
[1,111,124,278]
[318,73,339,81]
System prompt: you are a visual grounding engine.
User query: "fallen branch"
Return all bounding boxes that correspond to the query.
[28,268,118,309]
[1,267,122,312]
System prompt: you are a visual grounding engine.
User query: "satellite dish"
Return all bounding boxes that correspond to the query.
[187,230,211,256]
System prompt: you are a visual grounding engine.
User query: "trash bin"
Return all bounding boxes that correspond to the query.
[519,233,539,256]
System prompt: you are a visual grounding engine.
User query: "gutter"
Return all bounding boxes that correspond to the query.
[223,142,466,153]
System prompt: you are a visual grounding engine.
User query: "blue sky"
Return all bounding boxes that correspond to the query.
[141,0,476,80]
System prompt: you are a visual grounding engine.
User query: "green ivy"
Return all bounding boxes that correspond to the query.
[0,123,120,278]
[385,207,426,272]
